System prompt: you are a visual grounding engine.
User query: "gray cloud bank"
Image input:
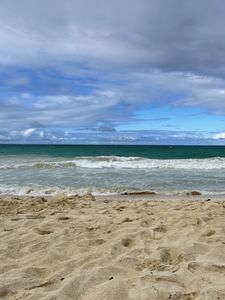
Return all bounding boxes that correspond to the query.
[0,0,224,76]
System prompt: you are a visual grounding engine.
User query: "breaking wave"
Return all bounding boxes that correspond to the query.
[1,156,225,170]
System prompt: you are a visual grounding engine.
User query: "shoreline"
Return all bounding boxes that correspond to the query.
[1,195,225,299]
[1,190,225,202]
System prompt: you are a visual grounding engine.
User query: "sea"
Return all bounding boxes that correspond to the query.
[1,144,225,197]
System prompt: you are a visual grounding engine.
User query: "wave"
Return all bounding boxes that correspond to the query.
[1,156,225,170]
[0,184,225,197]
[0,185,125,197]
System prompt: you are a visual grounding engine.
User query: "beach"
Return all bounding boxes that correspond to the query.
[1,194,225,299]
[1,0,225,297]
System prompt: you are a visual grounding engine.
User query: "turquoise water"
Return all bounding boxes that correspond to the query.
[1,144,225,159]
[0,145,225,196]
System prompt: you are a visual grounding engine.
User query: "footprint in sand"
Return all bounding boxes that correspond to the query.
[202,229,216,237]
[121,238,134,247]
[77,239,106,247]
[57,216,70,221]
[159,247,183,266]
[141,219,151,227]
[35,228,53,235]
[187,261,203,273]
[111,237,134,258]
[160,248,172,264]
[0,287,9,297]
[153,223,167,233]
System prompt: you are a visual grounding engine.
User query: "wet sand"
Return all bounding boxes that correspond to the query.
[1,194,225,299]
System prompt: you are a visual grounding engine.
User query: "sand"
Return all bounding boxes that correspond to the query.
[1,195,225,299]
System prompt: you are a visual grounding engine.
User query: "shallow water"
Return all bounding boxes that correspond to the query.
[0,145,225,196]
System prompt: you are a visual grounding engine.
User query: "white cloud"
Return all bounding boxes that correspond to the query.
[213,132,225,140]
[0,126,224,144]
[1,70,225,133]
[19,128,36,137]
[39,131,44,138]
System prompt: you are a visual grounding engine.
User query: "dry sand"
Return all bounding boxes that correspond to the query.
[1,195,225,299]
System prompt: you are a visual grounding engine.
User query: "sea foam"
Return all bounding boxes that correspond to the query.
[1,156,225,170]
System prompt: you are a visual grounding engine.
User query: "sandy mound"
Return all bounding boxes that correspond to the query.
[1,195,225,299]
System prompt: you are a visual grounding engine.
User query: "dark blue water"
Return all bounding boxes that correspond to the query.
[1,144,225,159]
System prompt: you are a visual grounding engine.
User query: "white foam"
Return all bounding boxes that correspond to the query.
[73,156,225,170]
[1,156,225,170]
[1,184,225,197]
[0,184,125,197]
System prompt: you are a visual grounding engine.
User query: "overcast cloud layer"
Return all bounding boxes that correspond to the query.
[1,0,225,144]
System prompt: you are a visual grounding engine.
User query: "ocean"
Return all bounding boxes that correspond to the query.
[1,144,225,196]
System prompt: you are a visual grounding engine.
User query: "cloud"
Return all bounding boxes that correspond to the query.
[19,128,36,137]
[0,91,122,130]
[10,128,36,138]
[96,125,117,132]
[0,0,225,77]
[1,71,225,137]
[0,126,222,145]
[1,0,225,143]
[213,132,225,140]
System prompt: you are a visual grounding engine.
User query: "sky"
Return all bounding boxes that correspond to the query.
[1,0,225,144]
